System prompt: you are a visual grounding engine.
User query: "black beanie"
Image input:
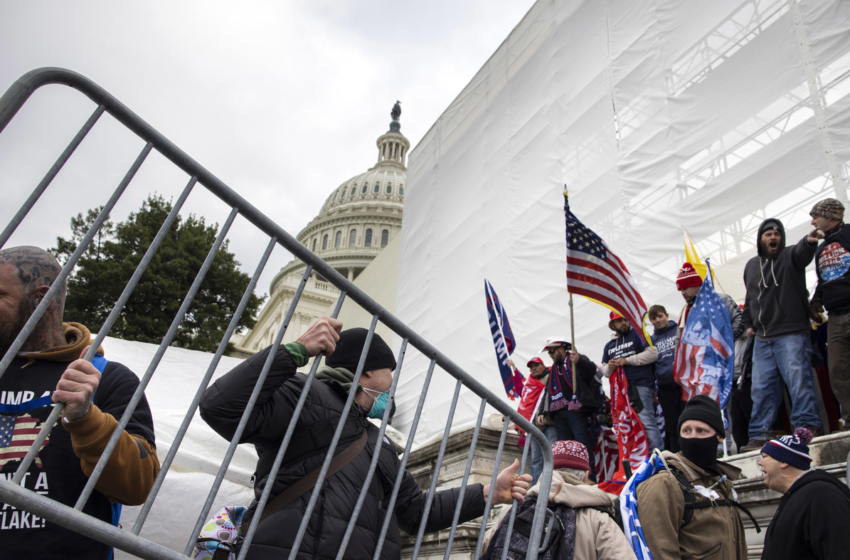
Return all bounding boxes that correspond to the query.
[325,328,397,373]
[677,395,725,438]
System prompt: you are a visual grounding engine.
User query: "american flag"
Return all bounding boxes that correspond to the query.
[564,191,649,345]
[674,260,735,409]
[594,426,619,483]
[0,414,50,468]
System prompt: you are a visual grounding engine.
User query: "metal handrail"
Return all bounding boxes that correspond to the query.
[0,67,553,559]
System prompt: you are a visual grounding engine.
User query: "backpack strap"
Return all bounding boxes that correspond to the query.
[242,429,368,535]
[660,466,761,533]
[663,466,697,527]
[690,499,761,533]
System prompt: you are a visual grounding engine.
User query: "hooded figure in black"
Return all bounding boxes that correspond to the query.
[199,318,531,559]
[740,218,822,451]
[742,218,817,338]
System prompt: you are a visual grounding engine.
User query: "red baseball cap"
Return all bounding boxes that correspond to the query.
[608,311,626,331]
[527,357,544,368]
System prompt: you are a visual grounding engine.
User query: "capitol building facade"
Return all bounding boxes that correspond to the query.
[231,110,408,355]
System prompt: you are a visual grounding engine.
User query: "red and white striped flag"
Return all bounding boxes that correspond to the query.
[594,425,619,483]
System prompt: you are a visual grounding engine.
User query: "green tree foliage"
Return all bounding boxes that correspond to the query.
[52,195,265,353]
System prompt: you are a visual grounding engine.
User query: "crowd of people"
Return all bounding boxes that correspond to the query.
[2,196,850,560]
[500,199,850,559]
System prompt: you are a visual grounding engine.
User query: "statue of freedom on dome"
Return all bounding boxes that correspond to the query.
[391,101,401,121]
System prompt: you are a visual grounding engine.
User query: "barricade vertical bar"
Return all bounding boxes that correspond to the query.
[526,436,554,560]
[0,105,105,250]
[133,235,277,534]
[234,291,348,559]
[74,207,239,510]
[335,338,409,560]
[441,398,488,559]
[410,378,464,560]
[0,141,153,385]
[183,264,315,555]
[497,431,531,560]
[372,358,437,560]
[83,176,196,365]
[9,143,154,485]
[287,315,380,560]
[472,417,510,559]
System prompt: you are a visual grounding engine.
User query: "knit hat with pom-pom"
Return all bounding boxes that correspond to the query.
[551,440,590,473]
[760,428,814,470]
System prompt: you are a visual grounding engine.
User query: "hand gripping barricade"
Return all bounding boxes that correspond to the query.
[0,68,554,560]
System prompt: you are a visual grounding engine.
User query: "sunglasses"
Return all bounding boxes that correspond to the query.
[547,349,557,354]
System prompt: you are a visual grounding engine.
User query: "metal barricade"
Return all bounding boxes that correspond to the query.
[0,67,554,560]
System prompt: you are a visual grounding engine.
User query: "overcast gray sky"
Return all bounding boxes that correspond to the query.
[0,0,535,305]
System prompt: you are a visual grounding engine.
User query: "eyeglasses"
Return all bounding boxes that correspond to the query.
[547,349,556,354]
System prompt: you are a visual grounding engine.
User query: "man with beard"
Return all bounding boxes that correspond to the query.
[741,219,822,451]
[599,313,663,451]
[507,357,557,485]
[758,428,850,559]
[636,396,748,560]
[809,198,850,430]
[0,246,159,560]
[539,338,602,481]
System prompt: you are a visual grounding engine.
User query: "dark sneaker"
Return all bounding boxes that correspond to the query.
[740,439,766,452]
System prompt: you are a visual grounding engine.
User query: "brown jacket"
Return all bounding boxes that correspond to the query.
[636,451,746,560]
[23,322,160,504]
[483,471,635,559]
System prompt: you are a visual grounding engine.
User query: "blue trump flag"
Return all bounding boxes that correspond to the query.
[673,259,735,410]
[485,279,523,399]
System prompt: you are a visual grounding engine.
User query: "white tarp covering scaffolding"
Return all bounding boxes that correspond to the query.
[393,0,850,445]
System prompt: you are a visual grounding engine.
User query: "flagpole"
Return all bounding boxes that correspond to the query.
[569,293,577,390]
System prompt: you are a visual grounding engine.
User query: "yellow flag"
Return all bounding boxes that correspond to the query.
[684,228,709,280]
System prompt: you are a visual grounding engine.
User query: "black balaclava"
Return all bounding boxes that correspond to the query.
[679,436,719,471]
[677,395,724,471]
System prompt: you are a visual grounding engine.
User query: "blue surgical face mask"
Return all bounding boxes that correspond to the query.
[363,387,389,419]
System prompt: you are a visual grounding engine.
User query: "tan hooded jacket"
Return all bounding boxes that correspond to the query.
[482,470,635,559]
[19,322,160,504]
[636,451,746,560]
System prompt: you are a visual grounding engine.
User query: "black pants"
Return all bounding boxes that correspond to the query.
[730,381,753,449]
[657,383,686,453]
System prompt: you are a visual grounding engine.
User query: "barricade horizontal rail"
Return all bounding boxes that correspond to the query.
[0,67,553,559]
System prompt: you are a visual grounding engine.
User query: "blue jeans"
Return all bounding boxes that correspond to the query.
[551,408,596,481]
[636,385,665,452]
[748,333,822,440]
[529,425,558,485]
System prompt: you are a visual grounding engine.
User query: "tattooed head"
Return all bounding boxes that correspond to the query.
[0,246,67,353]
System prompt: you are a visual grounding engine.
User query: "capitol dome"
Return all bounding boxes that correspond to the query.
[233,105,408,355]
[272,115,408,291]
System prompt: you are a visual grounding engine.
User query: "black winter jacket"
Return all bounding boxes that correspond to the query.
[199,344,485,559]
[761,469,850,560]
[812,223,850,314]
[742,218,817,338]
